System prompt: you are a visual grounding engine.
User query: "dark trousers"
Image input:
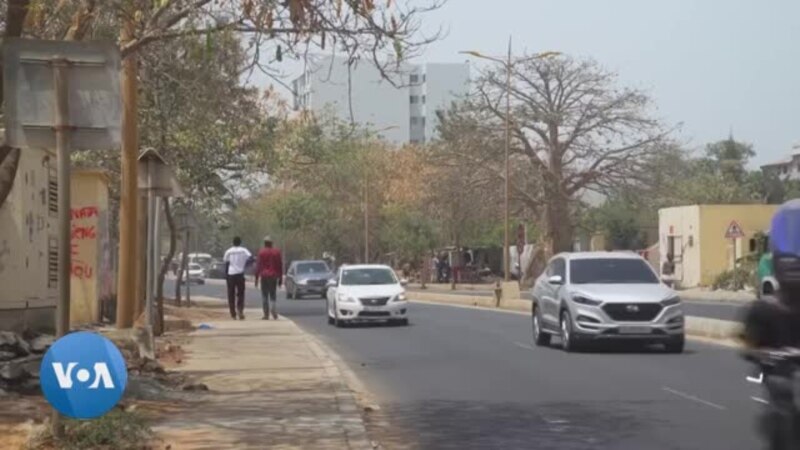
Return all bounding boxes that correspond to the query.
[260,277,278,317]
[226,273,245,317]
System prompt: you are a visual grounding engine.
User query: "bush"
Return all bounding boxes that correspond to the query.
[28,409,153,450]
[712,261,757,291]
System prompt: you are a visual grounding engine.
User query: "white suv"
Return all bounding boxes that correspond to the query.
[531,252,684,353]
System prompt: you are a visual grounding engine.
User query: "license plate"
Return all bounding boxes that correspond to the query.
[362,306,383,312]
[619,326,651,335]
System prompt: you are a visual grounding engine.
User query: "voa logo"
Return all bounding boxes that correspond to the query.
[40,331,128,419]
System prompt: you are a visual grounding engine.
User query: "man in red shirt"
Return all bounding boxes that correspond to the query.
[254,236,283,320]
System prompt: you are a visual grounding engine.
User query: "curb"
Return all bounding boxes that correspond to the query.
[408,293,744,344]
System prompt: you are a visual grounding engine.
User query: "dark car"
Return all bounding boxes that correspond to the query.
[285,260,334,299]
[207,260,228,279]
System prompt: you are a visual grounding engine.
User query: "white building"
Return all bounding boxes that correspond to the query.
[761,144,800,180]
[292,57,470,144]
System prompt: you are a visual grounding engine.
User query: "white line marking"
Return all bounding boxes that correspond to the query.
[662,386,727,410]
[746,373,764,384]
[513,341,535,350]
[751,396,769,405]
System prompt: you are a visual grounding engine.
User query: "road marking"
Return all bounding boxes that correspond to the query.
[513,341,535,350]
[662,386,726,411]
[751,396,769,405]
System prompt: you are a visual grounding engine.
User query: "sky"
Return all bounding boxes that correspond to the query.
[257,0,800,166]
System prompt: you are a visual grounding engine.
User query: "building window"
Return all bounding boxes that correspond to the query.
[410,117,420,125]
[410,74,419,83]
[783,166,789,175]
[423,74,427,82]
[410,95,419,104]
[47,236,58,289]
[422,95,426,104]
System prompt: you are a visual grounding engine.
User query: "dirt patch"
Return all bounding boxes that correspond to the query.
[164,303,229,322]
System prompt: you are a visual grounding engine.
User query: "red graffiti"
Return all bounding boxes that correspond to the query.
[71,206,98,220]
[71,226,96,240]
[71,260,94,279]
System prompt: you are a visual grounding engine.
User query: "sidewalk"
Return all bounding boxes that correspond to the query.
[153,302,373,450]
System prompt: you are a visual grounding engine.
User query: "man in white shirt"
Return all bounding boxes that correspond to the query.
[223,236,252,320]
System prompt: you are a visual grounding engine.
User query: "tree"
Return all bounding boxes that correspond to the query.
[440,55,667,253]
[705,135,755,184]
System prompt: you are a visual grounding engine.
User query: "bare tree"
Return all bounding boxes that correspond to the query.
[446,55,668,253]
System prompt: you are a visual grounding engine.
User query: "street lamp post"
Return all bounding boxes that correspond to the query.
[461,39,560,281]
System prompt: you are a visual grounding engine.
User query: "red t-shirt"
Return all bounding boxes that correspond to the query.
[256,247,283,279]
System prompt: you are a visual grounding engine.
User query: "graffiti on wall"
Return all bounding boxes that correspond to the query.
[71,205,98,280]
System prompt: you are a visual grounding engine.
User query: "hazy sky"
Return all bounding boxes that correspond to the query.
[261,0,800,166]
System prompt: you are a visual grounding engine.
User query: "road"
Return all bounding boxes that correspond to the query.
[409,287,749,322]
[168,280,763,450]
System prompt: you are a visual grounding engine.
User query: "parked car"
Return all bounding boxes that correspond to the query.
[207,260,227,279]
[326,264,409,327]
[286,260,335,299]
[182,263,206,285]
[531,252,684,353]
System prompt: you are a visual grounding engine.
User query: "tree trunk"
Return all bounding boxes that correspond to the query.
[175,236,189,307]
[546,196,573,253]
[155,199,176,335]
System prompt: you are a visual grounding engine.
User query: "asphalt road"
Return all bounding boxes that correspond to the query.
[410,287,749,322]
[168,280,764,450]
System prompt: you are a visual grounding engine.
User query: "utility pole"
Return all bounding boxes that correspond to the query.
[116,17,138,328]
[364,169,369,264]
[503,35,512,282]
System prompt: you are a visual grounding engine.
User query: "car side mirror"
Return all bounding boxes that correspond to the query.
[327,279,338,288]
[400,278,409,287]
[548,275,563,285]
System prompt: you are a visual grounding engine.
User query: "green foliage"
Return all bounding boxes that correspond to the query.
[711,262,757,292]
[28,409,152,450]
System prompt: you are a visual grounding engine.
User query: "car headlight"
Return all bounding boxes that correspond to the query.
[572,295,602,306]
[393,293,407,302]
[661,296,681,307]
[337,294,356,303]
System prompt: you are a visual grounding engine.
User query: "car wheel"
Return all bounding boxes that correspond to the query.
[561,310,579,352]
[327,314,334,325]
[198,279,205,285]
[532,304,551,347]
[292,287,300,300]
[287,288,294,300]
[334,302,345,328]
[665,335,685,354]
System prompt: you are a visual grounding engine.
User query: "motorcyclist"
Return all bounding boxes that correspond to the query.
[742,199,800,449]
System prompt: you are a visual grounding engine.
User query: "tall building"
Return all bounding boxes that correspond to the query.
[292,56,470,144]
[761,144,800,180]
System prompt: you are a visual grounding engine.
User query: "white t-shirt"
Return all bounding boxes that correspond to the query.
[223,246,252,275]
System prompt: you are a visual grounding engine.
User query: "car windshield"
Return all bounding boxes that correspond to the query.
[297,262,329,275]
[188,264,202,270]
[570,258,659,284]
[341,268,397,286]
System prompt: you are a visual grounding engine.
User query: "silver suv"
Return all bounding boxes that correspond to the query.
[531,252,684,353]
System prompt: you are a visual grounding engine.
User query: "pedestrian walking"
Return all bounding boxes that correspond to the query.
[223,236,251,320]
[255,235,283,320]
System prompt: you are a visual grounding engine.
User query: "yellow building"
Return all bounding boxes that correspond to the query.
[658,204,778,288]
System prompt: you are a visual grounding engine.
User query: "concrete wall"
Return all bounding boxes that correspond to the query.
[0,148,57,332]
[70,170,112,326]
[697,204,777,286]
[658,206,701,288]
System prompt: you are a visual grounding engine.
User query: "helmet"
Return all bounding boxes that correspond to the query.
[770,199,800,289]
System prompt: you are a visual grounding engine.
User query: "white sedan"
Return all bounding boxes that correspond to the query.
[326,264,409,327]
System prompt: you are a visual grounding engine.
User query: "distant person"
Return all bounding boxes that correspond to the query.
[224,237,251,320]
[255,236,283,320]
[662,253,676,288]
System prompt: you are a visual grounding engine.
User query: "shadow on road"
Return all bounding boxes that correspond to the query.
[365,398,656,450]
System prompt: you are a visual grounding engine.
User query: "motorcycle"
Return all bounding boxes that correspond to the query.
[744,347,800,450]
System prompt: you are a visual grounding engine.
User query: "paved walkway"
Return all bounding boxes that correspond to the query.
[153,305,372,450]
